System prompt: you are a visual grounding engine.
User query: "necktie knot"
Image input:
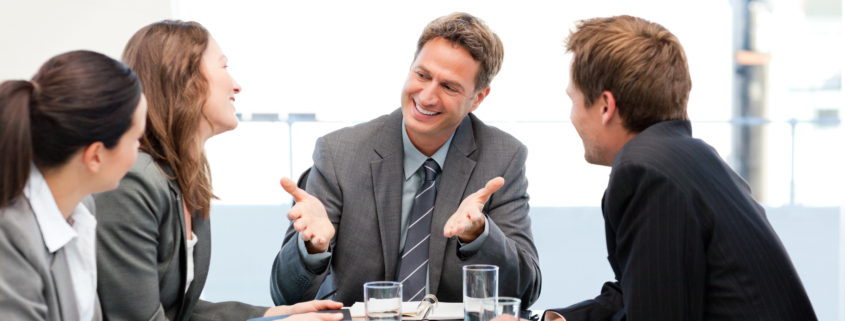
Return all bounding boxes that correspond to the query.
[422,159,440,182]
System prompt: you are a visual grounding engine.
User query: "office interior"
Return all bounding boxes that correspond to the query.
[1,0,842,319]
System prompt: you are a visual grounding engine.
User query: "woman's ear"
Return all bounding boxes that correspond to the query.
[81,142,105,173]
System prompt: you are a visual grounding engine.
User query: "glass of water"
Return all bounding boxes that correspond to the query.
[481,297,521,321]
[463,265,499,321]
[364,281,402,321]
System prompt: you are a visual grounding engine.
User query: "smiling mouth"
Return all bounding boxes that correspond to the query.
[415,101,440,116]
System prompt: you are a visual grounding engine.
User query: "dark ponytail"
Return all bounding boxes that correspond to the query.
[0,81,36,208]
[0,50,142,209]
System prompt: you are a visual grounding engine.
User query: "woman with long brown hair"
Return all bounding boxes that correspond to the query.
[93,20,344,321]
[0,50,146,320]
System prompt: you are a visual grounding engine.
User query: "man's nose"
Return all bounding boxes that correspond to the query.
[418,82,438,107]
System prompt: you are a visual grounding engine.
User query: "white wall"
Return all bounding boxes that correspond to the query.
[0,0,173,82]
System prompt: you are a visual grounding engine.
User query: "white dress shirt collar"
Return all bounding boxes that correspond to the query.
[23,164,98,321]
[402,119,455,180]
[23,164,88,253]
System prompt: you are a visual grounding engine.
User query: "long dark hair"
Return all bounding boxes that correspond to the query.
[123,20,216,219]
[0,50,143,208]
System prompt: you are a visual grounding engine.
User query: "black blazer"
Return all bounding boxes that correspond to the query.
[550,120,816,321]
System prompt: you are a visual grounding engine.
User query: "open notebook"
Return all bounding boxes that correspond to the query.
[348,301,464,320]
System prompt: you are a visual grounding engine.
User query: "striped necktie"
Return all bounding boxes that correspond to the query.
[398,158,440,301]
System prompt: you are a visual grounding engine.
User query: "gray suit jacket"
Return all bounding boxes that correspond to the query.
[270,109,541,309]
[95,152,267,321]
[0,195,102,321]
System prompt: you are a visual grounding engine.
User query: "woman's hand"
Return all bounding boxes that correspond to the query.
[264,300,344,317]
[282,312,345,321]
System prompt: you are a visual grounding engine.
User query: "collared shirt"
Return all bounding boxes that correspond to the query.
[298,118,490,295]
[25,164,97,321]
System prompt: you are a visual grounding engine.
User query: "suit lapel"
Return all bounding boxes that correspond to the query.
[51,249,80,321]
[372,110,406,281]
[428,115,476,295]
[161,163,192,320]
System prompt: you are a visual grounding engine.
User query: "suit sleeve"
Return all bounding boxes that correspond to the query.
[547,282,624,321]
[191,299,267,321]
[0,217,49,321]
[603,162,705,321]
[458,144,542,309]
[95,165,171,321]
[271,136,340,305]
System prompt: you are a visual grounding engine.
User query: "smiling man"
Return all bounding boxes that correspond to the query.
[270,13,540,309]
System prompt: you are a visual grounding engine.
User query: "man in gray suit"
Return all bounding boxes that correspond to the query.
[270,12,540,309]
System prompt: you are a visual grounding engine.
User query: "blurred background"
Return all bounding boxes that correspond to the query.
[2,0,843,319]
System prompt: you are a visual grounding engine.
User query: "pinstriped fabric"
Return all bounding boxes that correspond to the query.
[397,159,440,301]
[551,120,816,321]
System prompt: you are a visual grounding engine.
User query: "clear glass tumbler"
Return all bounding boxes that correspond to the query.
[364,281,402,321]
[463,264,499,321]
[481,297,521,321]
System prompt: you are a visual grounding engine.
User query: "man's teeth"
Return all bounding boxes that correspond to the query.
[416,104,438,116]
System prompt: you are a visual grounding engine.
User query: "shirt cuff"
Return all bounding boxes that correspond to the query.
[297,235,332,272]
[457,214,490,253]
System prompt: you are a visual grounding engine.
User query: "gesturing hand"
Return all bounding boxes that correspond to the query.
[281,177,335,253]
[443,177,505,243]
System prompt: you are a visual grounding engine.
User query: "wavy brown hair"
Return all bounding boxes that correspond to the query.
[122,20,216,219]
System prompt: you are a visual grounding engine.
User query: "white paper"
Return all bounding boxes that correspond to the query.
[349,302,464,320]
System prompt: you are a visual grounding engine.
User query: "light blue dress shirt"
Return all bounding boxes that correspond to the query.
[298,119,490,294]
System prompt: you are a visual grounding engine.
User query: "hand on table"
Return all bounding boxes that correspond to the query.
[489,316,525,321]
[281,177,335,253]
[263,300,344,317]
[443,177,504,243]
[283,313,344,321]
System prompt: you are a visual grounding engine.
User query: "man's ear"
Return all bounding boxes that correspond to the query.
[82,142,105,174]
[599,90,618,126]
[469,86,491,113]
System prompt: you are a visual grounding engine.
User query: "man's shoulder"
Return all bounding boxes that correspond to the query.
[611,122,734,195]
[616,121,716,167]
[467,114,527,155]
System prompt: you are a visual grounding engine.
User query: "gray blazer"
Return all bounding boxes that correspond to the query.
[270,109,541,309]
[0,195,102,321]
[95,152,267,321]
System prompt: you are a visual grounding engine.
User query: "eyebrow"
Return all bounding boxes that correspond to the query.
[417,65,466,93]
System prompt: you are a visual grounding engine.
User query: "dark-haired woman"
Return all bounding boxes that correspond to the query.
[94,20,343,321]
[0,50,146,321]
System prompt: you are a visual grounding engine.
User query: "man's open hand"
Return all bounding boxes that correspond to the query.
[281,177,335,253]
[443,177,504,242]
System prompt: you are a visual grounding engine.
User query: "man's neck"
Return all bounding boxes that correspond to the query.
[605,131,638,166]
[406,127,456,157]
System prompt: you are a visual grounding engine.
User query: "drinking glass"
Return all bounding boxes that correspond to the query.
[463,264,499,321]
[481,297,521,321]
[364,281,402,321]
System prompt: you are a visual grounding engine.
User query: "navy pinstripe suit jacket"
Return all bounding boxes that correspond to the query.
[551,120,816,321]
